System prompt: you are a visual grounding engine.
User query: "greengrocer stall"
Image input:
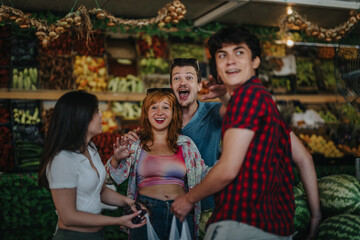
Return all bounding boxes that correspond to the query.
[0,0,360,239]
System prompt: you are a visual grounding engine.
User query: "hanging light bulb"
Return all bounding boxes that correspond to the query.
[287,6,293,15]
[286,36,295,48]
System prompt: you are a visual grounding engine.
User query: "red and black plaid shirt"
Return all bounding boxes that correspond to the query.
[208,77,295,236]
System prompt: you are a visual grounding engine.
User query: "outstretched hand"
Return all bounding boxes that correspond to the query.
[201,75,227,101]
[112,136,134,165]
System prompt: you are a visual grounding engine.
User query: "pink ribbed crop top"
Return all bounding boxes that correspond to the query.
[136,146,186,189]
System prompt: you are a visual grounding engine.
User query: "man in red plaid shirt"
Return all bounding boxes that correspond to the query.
[172,26,321,240]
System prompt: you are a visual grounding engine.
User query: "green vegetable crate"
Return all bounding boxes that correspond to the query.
[11,100,44,171]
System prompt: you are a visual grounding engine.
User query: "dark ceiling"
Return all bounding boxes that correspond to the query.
[4,0,360,29]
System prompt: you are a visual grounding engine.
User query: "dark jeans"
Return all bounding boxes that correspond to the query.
[53,228,104,240]
[130,194,194,240]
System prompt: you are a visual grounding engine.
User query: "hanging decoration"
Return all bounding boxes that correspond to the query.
[281,10,359,42]
[0,0,186,47]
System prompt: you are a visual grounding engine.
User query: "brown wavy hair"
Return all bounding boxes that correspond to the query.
[139,90,182,153]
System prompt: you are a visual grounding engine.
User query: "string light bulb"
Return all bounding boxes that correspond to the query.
[287,6,293,15]
[286,36,295,47]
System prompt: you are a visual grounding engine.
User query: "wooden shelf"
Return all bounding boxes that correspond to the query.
[0,89,146,101]
[0,89,346,104]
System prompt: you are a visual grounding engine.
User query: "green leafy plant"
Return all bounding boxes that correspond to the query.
[0,173,129,240]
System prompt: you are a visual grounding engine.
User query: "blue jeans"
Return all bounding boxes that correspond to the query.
[130,194,194,240]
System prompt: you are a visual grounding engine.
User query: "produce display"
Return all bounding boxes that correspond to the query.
[293,182,311,239]
[317,174,360,218]
[317,47,335,60]
[13,107,41,124]
[137,34,168,58]
[107,58,137,77]
[92,132,120,164]
[12,68,38,90]
[11,34,38,66]
[299,133,344,158]
[72,31,105,56]
[293,174,360,240]
[74,55,107,91]
[41,108,53,135]
[318,59,336,90]
[0,68,10,88]
[142,74,169,89]
[295,57,317,91]
[315,213,360,240]
[15,140,42,169]
[12,101,43,144]
[262,41,286,57]
[38,54,74,89]
[139,58,169,75]
[0,126,14,171]
[169,43,205,61]
[38,30,72,55]
[0,38,10,65]
[108,74,144,93]
[101,110,118,133]
[0,101,10,123]
[271,76,292,92]
[112,101,142,120]
[317,109,338,123]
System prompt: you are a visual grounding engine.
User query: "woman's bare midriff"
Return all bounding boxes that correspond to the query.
[138,184,186,201]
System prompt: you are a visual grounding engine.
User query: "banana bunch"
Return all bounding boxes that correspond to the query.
[12,68,38,90]
[112,102,142,120]
[13,107,41,124]
[108,74,144,93]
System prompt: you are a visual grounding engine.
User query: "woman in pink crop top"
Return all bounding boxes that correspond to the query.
[106,88,211,240]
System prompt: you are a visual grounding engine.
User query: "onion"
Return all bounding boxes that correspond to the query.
[311,31,319,37]
[158,21,165,28]
[97,13,105,20]
[173,0,181,8]
[287,15,295,24]
[55,26,65,33]
[107,21,115,27]
[170,11,178,18]
[318,32,325,39]
[35,31,46,40]
[350,16,357,23]
[66,17,74,24]
[164,16,172,23]
[49,31,57,38]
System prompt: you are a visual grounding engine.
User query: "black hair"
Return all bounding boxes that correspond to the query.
[207,25,261,61]
[169,58,202,84]
[38,90,99,189]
